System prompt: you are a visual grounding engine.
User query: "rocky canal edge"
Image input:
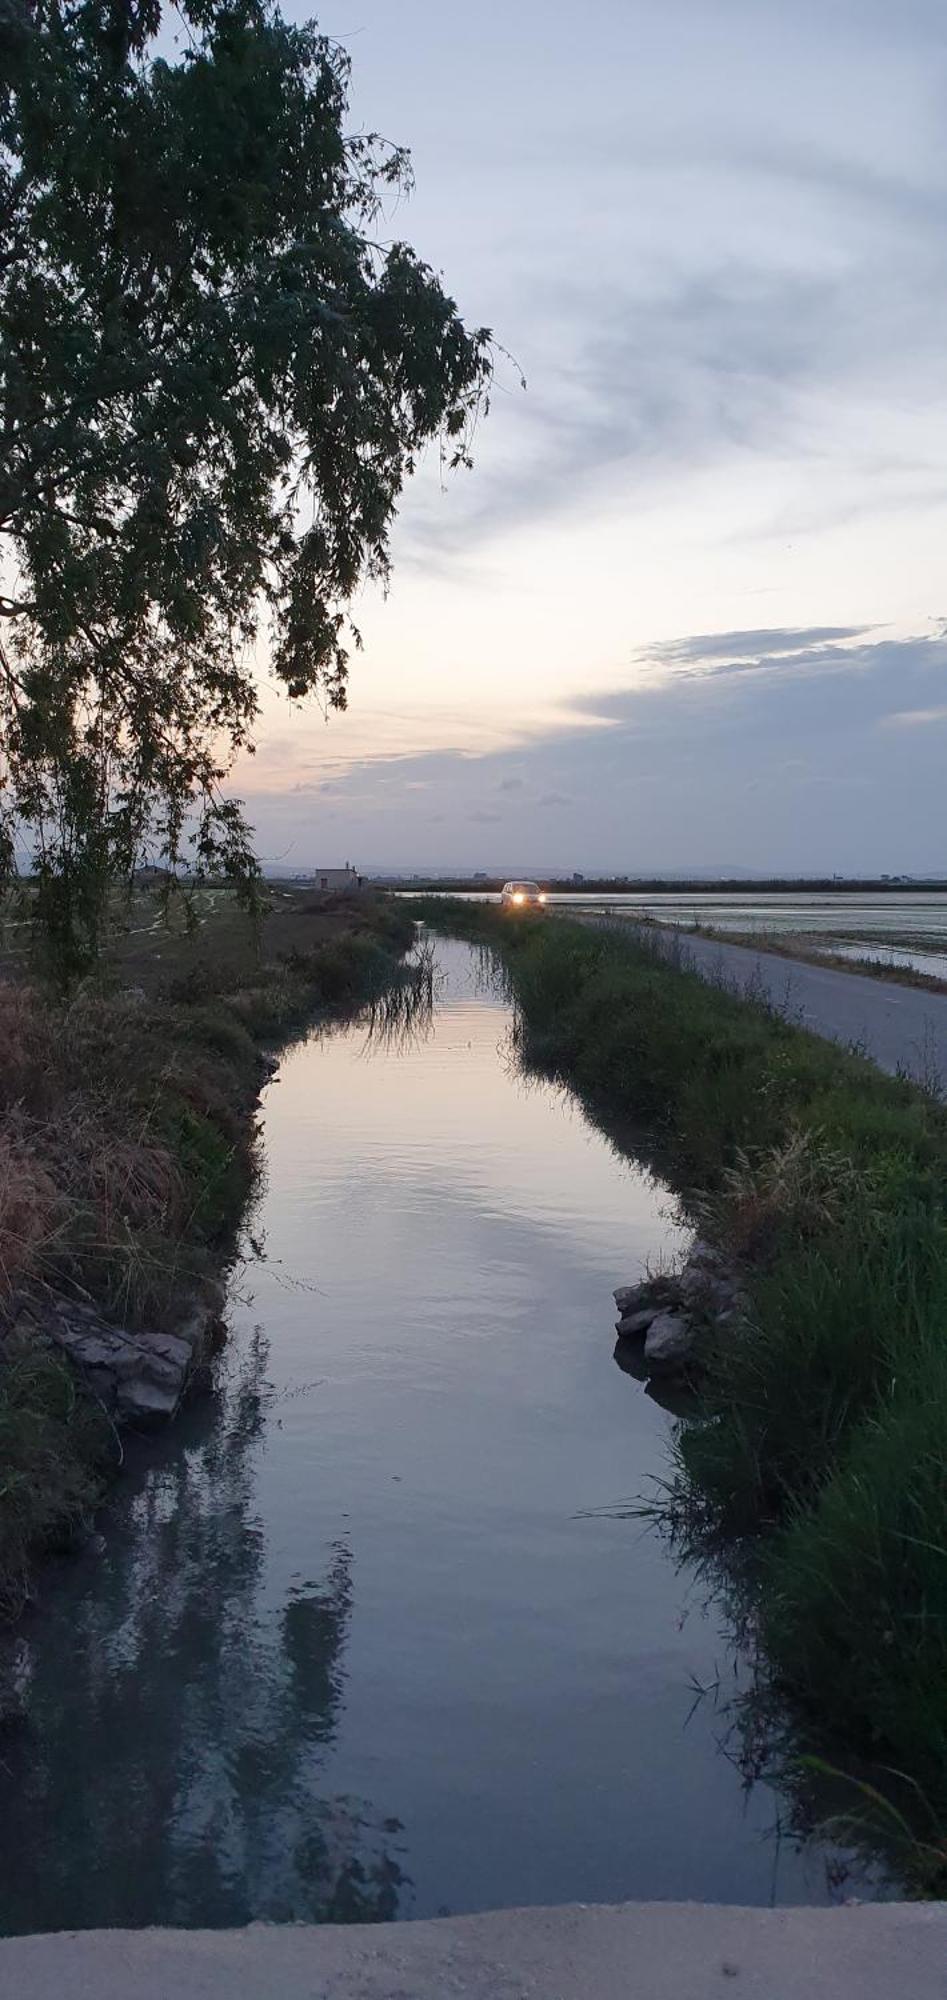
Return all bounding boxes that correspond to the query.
[613,1238,747,1381]
[3,1048,282,1432]
[10,1279,229,1430]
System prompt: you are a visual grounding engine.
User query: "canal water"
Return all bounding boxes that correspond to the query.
[0,936,881,1931]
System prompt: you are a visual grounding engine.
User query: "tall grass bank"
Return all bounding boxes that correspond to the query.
[416,901,947,1887]
[0,891,414,1619]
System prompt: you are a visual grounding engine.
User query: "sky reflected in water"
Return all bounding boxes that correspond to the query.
[0,937,884,1931]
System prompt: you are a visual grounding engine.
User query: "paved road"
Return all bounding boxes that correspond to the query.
[3,1902,947,2000]
[585,917,947,1093]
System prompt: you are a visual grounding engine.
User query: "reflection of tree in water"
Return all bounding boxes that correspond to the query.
[0,1333,408,1933]
[357,942,439,1054]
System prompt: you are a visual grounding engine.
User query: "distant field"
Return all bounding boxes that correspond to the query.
[0,881,382,995]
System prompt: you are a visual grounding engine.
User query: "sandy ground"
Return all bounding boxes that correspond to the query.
[2,1901,946,1999]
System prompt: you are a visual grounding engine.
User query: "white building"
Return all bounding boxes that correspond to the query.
[300,864,362,893]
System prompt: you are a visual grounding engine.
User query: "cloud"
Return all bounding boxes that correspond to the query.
[566,624,928,725]
[400,167,947,567]
[386,0,947,585]
[639,625,870,671]
[233,0,947,872]
[241,625,947,875]
[880,705,947,727]
[404,266,838,560]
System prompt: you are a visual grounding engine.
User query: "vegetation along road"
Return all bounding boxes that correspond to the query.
[589,916,947,1093]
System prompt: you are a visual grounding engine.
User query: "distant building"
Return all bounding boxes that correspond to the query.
[304,864,362,893]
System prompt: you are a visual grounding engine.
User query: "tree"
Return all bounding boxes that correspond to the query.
[0,0,491,979]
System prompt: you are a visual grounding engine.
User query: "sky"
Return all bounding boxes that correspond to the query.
[231,0,947,874]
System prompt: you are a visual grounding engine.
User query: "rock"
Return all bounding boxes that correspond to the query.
[613,1274,680,1317]
[26,1279,231,1431]
[45,1298,212,1425]
[643,1310,696,1374]
[678,1241,747,1325]
[615,1305,659,1340]
[51,1330,116,1371]
[146,1330,195,1372]
[681,1271,748,1323]
[645,1375,699,1418]
[688,1238,727,1273]
[116,1377,180,1425]
[613,1337,650,1383]
[613,1241,745,1386]
[681,1263,736,1306]
[172,1306,214,1354]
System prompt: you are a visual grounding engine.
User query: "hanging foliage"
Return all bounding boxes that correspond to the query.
[0,0,492,979]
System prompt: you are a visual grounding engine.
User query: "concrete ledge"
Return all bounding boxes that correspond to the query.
[2,1900,946,2000]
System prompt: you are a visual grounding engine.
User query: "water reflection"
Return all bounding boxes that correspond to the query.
[612,1336,697,1419]
[0,935,883,1928]
[359,938,439,1052]
[0,1334,408,1933]
[617,1471,904,1900]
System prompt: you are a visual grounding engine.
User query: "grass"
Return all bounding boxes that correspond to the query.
[414,900,947,1886]
[0,887,414,1616]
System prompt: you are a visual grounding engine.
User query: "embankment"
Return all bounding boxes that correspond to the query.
[0,890,414,1620]
[416,901,947,1887]
[4,1900,947,2000]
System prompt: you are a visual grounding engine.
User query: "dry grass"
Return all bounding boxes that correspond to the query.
[0,888,413,1616]
[0,1131,64,1299]
[0,992,206,1325]
[0,890,412,1320]
[698,1126,880,1263]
